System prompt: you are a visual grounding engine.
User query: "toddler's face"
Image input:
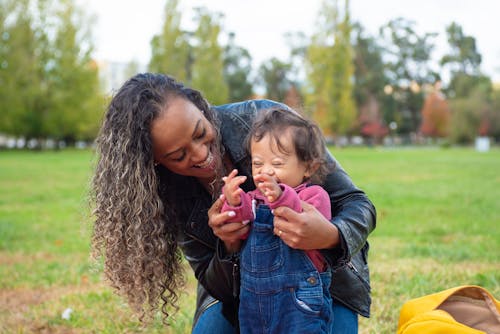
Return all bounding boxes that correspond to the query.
[250,128,310,188]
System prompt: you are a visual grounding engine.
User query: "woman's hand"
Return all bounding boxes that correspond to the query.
[208,194,249,253]
[272,201,339,250]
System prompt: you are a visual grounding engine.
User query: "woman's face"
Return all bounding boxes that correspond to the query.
[150,96,218,179]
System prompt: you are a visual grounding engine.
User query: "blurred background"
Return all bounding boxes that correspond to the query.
[1,1,499,333]
[1,0,500,149]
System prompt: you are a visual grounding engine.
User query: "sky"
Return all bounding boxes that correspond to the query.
[79,0,500,82]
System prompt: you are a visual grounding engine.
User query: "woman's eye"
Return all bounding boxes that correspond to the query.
[196,128,206,139]
[172,152,186,162]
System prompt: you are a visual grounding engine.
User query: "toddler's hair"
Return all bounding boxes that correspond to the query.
[246,107,334,184]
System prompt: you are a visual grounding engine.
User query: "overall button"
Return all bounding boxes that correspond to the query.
[307,276,317,285]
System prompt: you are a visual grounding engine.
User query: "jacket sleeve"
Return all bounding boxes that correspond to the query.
[174,191,239,306]
[320,152,377,269]
[177,228,238,306]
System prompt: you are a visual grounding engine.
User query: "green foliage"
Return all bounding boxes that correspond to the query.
[448,87,492,143]
[379,18,437,134]
[352,23,387,107]
[0,0,103,145]
[148,0,191,82]
[438,22,499,143]
[0,0,45,138]
[306,0,356,137]
[489,89,500,140]
[447,72,492,99]
[191,7,229,105]
[46,0,103,143]
[223,32,253,101]
[258,58,293,102]
[440,22,482,76]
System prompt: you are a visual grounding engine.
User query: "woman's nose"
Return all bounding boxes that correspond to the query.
[190,142,208,163]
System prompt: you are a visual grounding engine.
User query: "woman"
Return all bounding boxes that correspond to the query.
[91,73,376,334]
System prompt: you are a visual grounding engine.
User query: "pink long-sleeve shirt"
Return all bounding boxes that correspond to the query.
[222,183,332,271]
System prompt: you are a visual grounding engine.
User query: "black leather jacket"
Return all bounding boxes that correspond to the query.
[166,100,376,327]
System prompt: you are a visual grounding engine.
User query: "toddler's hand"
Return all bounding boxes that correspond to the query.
[222,169,247,207]
[253,173,282,202]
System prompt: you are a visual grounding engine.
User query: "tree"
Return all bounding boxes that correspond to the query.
[419,85,451,138]
[306,0,356,138]
[223,32,253,102]
[191,7,228,105]
[449,91,484,144]
[0,0,47,143]
[258,58,293,102]
[440,22,496,143]
[379,18,438,135]
[352,23,387,107]
[0,0,101,146]
[149,0,191,82]
[440,22,486,99]
[46,0,102,144]
[352,22,389,143]
[487,89,500,141]
[441,22,481,76]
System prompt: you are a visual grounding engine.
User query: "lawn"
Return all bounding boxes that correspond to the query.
[0,147,498,333]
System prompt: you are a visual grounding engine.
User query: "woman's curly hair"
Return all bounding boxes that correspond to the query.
[90,73,222,322]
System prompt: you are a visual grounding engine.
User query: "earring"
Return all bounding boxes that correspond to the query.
[154,161,159,167]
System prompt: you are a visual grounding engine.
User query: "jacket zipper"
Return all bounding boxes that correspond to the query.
[347,260,371,291]
[347,261,359,273]
[231,253,240,298]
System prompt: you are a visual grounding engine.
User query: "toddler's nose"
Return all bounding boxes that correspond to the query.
[263,167,275,176]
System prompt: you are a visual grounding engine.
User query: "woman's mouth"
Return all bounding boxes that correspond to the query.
[193,151,214,169]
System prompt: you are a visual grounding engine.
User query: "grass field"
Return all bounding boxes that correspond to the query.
[1,147,499,333]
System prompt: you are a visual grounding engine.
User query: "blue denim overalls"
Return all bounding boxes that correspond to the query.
[239,205,334,334]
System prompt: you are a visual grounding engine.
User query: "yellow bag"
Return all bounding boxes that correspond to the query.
[397,285,500,334]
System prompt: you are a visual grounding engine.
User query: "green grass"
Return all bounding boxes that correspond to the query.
[1,147,499,333]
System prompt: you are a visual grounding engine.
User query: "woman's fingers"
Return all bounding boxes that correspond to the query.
[208,195,230,228]
[274,201,338,250]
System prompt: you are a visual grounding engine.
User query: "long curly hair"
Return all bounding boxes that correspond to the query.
[90,73,222,322]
